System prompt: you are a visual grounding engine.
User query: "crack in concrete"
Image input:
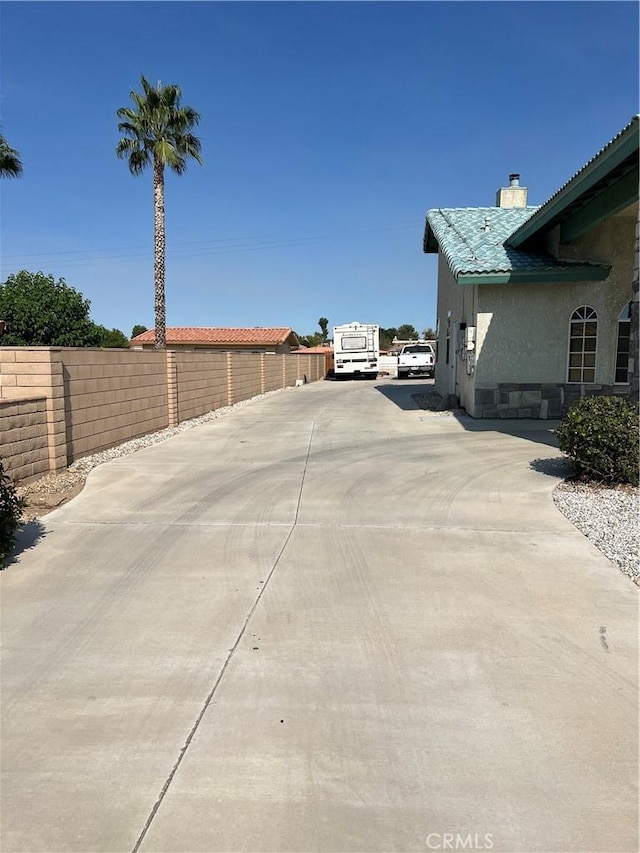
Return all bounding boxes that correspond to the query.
[130,421,317,853]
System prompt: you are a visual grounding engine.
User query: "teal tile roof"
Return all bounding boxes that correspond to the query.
[424,207,611,283]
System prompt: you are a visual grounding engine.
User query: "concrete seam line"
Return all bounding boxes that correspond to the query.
[293,419,316,524]
[130,420,317,853]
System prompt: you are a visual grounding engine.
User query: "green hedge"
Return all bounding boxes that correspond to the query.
[556,396,639,485]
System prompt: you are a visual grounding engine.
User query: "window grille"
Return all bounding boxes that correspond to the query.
[567,306,597,383]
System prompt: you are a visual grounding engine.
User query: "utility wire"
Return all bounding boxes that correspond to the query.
[1,221,422,272]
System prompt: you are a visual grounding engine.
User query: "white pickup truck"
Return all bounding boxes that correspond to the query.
[396,343,435,379]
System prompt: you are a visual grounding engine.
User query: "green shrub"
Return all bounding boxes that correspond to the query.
[556,396,639,485]
[0,459,25,565]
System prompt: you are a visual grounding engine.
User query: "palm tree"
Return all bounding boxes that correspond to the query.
[116,75,202,349]
[0,134,23,178]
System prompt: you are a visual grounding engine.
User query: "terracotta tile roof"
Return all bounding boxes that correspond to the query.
[131,327,297,345]
[297,345,333,354]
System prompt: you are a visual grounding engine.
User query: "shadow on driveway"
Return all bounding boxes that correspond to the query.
[374,381,563,451]
[374,380,435,411]
[2,520,47,571]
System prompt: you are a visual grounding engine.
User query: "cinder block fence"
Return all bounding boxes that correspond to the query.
[0,347,325,483]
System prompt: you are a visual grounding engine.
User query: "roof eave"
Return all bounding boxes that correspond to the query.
[423,223,439,253]
[507,117,639,248]
[456,265,611,285]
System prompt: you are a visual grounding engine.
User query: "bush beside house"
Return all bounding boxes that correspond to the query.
[0,458,25,564]
[556,396,639,485]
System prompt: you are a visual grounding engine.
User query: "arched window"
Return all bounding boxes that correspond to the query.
[567,306,597,383]
[615,302,632,384]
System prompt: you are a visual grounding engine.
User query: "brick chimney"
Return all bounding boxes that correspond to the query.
[496,173,528,208]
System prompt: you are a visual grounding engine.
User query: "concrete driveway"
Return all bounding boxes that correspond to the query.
[1,378,637,853]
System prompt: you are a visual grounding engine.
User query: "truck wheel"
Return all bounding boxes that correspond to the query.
[397,369,407,379]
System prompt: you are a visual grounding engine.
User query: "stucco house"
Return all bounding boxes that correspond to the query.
[131,327,300,353]
[423,115,639,418]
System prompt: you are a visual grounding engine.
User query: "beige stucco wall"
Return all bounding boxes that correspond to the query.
[475,213,635,386]
[434,253,478,413]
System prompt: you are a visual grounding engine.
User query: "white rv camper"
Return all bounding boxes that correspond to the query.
[332,322,380,379]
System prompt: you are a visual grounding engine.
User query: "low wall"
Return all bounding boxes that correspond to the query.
[61,350,169,460]
[0,347,325,482]
[378,355,398,375]
[0,396,49,482]
[172,351,228,422]
[231,352,264,405]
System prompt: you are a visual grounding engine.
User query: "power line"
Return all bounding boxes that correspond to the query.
[0,221,422,272]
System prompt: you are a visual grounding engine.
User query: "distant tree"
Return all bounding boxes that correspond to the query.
[131,324,148,338]
[117,75,203,350]
[0,271,101,346]
[318,317,329,341]
[0,134,22,178]
[379,327,398,350]
[296,331,324,348]
[422,327,436,340]
[396,324,419,341]
[96,326,130,348]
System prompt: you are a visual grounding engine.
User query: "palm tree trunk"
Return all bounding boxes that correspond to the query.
[153,155,166,350]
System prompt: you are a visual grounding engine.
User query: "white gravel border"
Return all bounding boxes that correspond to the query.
[69,388,290,476]
[553,480,639,584]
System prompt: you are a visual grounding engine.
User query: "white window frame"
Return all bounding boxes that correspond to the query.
[567,306,598,384]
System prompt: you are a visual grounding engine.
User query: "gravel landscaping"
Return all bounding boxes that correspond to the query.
[16,386,640,585]
[553,480,639,584]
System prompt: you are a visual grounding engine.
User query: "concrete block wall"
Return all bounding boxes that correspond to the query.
[60,350,168,460]
[229,353,263,405]
[0,348,67,473]
[173,351,228,422]
[0,347,326,482]
[285,354,302,386]
[292,353,325,383]
[261,355,282,393]
[0,396,49,482]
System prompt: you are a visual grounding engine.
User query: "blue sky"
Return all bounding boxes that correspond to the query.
[1,1,638,339]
